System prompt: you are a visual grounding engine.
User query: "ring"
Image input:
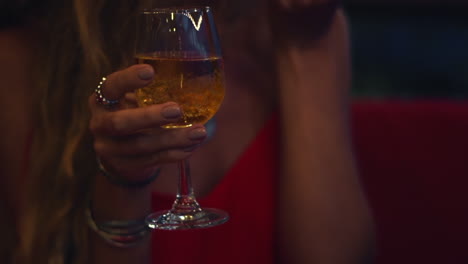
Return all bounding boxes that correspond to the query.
[95,77,119,108]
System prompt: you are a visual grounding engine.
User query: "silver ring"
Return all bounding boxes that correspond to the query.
[95,77,119,108]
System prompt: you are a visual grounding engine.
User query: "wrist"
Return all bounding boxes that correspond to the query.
[91,170,153,222]
[97,157,161,189]
[86,201,151,248]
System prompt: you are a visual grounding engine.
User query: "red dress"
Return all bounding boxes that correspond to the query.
[150,114,279,264]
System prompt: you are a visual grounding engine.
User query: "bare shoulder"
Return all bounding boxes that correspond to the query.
[0,27,34,203]
[0,28,31,55]
[0,27,35,92]
[0,28,33,68]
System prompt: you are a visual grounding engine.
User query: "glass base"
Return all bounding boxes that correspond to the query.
[146,208,229,230]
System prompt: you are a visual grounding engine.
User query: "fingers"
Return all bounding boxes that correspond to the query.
[89,102,182,136]
[94,125,207,157]
[88,64,206,179]
[100,64,154,101]
[94,125,207,174]
[102,149,195,174]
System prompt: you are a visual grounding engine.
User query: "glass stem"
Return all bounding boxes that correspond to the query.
[171,159,201,213]
[178,159,194,197]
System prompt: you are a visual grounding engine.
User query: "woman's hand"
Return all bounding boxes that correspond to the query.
[88,64,207,181]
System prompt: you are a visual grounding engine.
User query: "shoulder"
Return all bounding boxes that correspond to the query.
[0,27,34,210]
[0,27,34,127]
[0,27,35,91]
[0,27,32,60]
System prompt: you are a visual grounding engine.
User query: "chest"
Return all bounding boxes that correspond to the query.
[151,85,275,197]
[150,120,279,263]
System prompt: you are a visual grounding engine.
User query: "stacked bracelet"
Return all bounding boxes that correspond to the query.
[97,157,161,189]
[86,205,150,248]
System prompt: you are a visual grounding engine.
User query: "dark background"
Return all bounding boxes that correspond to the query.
[344,1,468,99]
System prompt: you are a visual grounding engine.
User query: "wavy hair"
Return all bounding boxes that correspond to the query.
[7,0,266,263]
[17,0,145,263]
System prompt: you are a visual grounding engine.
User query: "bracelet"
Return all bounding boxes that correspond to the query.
[86,204,151,248]
[97,157,161,189]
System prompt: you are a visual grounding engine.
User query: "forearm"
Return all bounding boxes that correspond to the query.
[89,173,152,264]
[276,10,374,263]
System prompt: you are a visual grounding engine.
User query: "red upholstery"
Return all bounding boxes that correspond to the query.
[352,101,468,264]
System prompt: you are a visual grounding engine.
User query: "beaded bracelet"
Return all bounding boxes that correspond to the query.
[97,157,161,189]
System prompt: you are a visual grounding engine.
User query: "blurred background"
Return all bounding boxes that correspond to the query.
[341,2,468,263]
[343,0,468,99]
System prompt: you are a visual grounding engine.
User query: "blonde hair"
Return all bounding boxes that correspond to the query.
[18,0,145,263]
[11,0,268,263]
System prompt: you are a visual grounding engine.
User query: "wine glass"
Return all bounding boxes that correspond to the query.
[134,6,229,230]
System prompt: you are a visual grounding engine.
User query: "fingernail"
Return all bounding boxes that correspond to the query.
[138,67,154,80]
[162,104,182,119]
[188,128,207,140]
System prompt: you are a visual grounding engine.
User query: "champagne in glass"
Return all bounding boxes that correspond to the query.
[135,54,225,128]
[135,7,229,230]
